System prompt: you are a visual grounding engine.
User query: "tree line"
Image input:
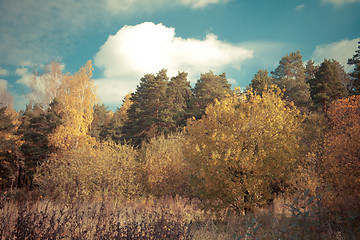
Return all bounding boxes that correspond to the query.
[0,43,359,214]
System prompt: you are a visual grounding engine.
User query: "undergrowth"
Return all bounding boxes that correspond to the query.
[0,191,359,239]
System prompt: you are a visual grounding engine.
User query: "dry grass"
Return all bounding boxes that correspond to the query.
[0,191,359,239]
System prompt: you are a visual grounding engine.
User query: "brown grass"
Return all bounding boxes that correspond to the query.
[0,192,359,239]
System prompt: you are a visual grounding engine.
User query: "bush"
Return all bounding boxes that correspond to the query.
[140,133,191,197]
[34,141,141,201]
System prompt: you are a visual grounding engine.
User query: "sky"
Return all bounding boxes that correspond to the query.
[0,0,359,111]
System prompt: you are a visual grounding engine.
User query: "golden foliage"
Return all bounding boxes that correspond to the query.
[140,133,190,197]
[35,141,140,200]
[49,60,97,151]
[184,87,303,211]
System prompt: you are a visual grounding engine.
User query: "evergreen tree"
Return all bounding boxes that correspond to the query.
[248,69,274,95]
[348,41,360,95]
[0,107,17,189]
[305,60,319,84]
[90,103,111,141]
[190,71,232,119]
[103,93,132,143]
[122,69,168,146]
[309,59,349,110]
[165,71,192,130]
[272,51,311,108]
[17,101,62,188]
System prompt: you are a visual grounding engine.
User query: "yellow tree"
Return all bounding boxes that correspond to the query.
[140,133,190,197]
[185,87,303,212]
[323,95,360,212]
[50,60,97,150]
[35,61,98,199]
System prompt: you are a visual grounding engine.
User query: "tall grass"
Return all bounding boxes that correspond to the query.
[0,191,358,239]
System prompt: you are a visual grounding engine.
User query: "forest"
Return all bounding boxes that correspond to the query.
[0,44,359,239]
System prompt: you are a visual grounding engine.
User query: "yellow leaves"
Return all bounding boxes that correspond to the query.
[50,60,98,151]
[35,141,140,200]
[141,133,190,197]
[184,86,302,211]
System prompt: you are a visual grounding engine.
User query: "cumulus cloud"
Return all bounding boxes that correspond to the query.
[311,38,360,72]
[94,22,253,105]
[0,67,9,76]
[321,0,360,6]
[0,0,230,66]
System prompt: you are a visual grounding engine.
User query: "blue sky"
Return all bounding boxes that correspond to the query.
[0,0,359,111]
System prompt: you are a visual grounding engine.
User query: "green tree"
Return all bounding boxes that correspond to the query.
[102,93,132,143]
[348,41,360,95]
[122,70,168,146]
[165,71,192,130]
[272,51,311,108]
[17,101,62,188]
[185,87,303,212]
[0,107,17,190]
[90,103,111,141]
[309,59,349,110]
[190,71,232,119]
[248,69,274,95]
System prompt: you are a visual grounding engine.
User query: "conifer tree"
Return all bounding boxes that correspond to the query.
[309,59,349,110]
[272,51,311,108]
[248,69,274,95]
[190,71,232,119]
[0,107,17,189]
[348,41,360,95]
[90,103,111,142]
[165,71,192,130]
[122,70,168,146]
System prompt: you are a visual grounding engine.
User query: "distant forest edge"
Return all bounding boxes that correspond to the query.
[0,43,360,215]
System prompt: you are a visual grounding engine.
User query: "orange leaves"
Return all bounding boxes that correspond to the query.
[324,95,360,211]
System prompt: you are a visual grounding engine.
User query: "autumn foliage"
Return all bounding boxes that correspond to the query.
[185,87,303,211]
[323,95,360,211]
[2,48,360,239]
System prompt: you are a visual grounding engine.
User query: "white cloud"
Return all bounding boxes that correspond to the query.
[295,4,305,10]
[104,0,228,13]
[15,67,34,87]
[321,0,360,6]
[311,38,360,72]
[0,67,9,76]
[0,0,230,66]
[179,0,229,8]
[0,79,8,89]
[94,22,253,105]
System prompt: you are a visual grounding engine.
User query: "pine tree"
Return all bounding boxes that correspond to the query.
[90,103,111,141]
[165,71,192,130]
[348,41,360,95]
[309,59,349,110]
[0,107,17,189]
[17,100,62,188]
[190,71,232,119]
[122,70,168,146]
[272,51,311,108]
[103,93,132,143]
[248,69,274,95]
